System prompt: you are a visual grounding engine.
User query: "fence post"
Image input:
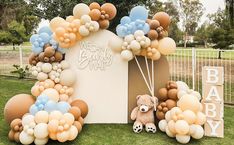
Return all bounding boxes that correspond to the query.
[19,45,23,68]
[192,47,196,90]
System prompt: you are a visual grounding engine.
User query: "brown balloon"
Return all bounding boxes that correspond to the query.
[89,9,101,21]
[54,51,63,62]
[4,94,35,124]
[157,88,168,101]
[99,19,110,29]
[153,12,171,29]
[73,121,82,133]
[149,20,160,29]
[166,81,177,89]
[70,99,88,118]
[78,117,84,126]
[38,52,45,61]
[156,110,165,120]
[14,132,20,142]
[168,89,178,100]
[44,46,55,57]
[8,130,15,141]
[165,99,176,109]
[43,43,51,51]
[89,2,101,10]
[147,30,158,40]
[68,106,81,120]
[100,3,117,20]
[10,119,21,130]
[28,53,38,65]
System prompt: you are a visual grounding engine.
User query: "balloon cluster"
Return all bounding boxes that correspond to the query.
[50,2,116,48]
[109,6,176,61]
[8,119,23,142]
[156,81,178,120]
[158,81,206,144]
[29,26,65,66]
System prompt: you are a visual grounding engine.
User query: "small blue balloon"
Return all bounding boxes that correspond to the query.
[120,16,131,25]
[50,39,58,49]
[38,104,44,110]
[33,41,39,47]
[39,33,51,43]
[57,101,71,114]
[32,46,43,54]
[44,100,57,113]
[116,25,127,37]
[38,94,49,101]
[29,104,38,115]
[38,26,53,35]
[30,34,39,43]
[130,6,148,21]
[142,23,150,34]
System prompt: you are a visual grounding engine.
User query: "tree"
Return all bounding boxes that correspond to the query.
[226,0,234,27]
[178,0,204,47]
[194,23,215,48]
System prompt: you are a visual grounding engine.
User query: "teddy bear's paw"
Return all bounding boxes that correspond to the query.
[145,123,157,133]
[133,122,143,133]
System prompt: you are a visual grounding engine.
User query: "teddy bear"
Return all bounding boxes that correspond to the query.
[130,94,158,133]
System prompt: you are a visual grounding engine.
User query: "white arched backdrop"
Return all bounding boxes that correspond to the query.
[65,30,169,123]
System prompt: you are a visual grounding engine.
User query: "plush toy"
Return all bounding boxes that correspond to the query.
[131,94,158,133]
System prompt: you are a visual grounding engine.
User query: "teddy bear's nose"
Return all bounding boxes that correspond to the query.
[141,108,145,111]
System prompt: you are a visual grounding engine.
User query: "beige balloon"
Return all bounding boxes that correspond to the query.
[50,17,66,32]
[41,88,59,102]
[195,112,206,125]
[175,120,190,135]
[182,110,196,125]
[176,134,190,144]
[35,111,49,124]
[177,94,200,113]
[168,120,176,134]
[68,125,78,141]
[73,3,90,19]
[60,69,77,87]
[158,37,176,55]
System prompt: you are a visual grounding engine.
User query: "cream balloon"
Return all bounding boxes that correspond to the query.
[121,50,133,61]
[158,120,167,132]
[35,111,49,124]
[68,125,78,141]
[22,114,35,126]
[167,120,176,134]
[42,88,59,102]
[182,110,196,125]
[41,63,52,73]
[63,113,75,126]
[124,34,135,43]
[158,37,176,55]
[170,107,182,119]
[176,81,189,92]
[49,111,63,121]
[60,69,77,86]
[191,125,204,139]
[34,123,49,139]
[57,131,69,142]
[31,86,41,97]
[177,94,200,112]
[79,25,90,36]
[176,134,190,144]
[165,126,175,138]
[50,17,66,32]
[19,131,34,145]
[195,112,206,125]
[60,60,70,70]
[165,111,171,122]
[34,137,49,145]
[108,37,123,52]
[177,90,187,99]
[130,40,141,53]
[80,15,91,24]
[73,3,90,19]
[48,119,59,133]
[37,72,48,81]
[175,120,190,135]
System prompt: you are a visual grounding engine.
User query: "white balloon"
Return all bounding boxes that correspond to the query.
[91,21,99,31]
[124,34,134,43]
[36,62,43,67]
[176,134,190,144]
[165,111,171,122]
[79,25,90,36]
[60,60,70,70]
[158,120,167,132]
[41,63,52,73]
[37,72,48,81]
[134,30,144,37]
[177,90,187,99]
[165,126,175,138]
[108,36,123,52]
[176,81,189,92]
[120,50,133,61]
[191,125,204,139]
[34,137,49,145]
[73,3,90,19]
[34,123,49,139]
[130,40,141,52]
[19,131,34,145]
[81,15,91,24]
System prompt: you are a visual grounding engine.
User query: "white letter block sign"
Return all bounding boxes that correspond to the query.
[202,66,224,138]
[65,30,128,123]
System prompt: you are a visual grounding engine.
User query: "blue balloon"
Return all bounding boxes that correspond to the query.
[38,26,53,35]
[29,104,38,115]
[39,33,51,43]
[120,16,131,25]
[129,6,148,21]
[57,47,67,54]
[50,39,58,49]
[44,100,57,113]
[142,23,150,34]
[38,94,49,102]
[116,25,127,37]
[32,46,43,54]
[33,41,39,47]
[30,34,39,43]
[57,101,71,114]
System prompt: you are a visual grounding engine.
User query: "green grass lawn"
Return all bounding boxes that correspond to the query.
[0,76,234,145]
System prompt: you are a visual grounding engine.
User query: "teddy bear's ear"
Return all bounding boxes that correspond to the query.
[136,95,141,100]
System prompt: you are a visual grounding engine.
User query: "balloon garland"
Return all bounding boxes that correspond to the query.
[4,2,116,145]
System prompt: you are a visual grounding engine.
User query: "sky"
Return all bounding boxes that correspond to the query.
[37,0,226,30]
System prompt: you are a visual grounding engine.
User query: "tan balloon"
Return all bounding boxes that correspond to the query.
[158,37,176,55]
[153,12,171,29]
[73,121,82,133]
[49,132,57,140]
[175,120,190,135]
[48,119,59,133]
[57,131,69,142]
[50,17,66,32]
[148,30,158,40]
[178,94,200,113]
[89,9,101,21]
[31,86,41,97]
[69,107,81,120]
[89,2,101,10]
[68,125,78,141]
[70,99,89,118]
[99,19,109,29]
[101,3,117,20]
[66,16,75,23]
[4,94,35,124]
[49,111,63,121]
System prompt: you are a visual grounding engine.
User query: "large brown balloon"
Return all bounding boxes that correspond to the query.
[149,20,160,29]
[168,89,178,100]
[68,106,81,120]
[148,30,158,40]
[153,12,171,29]
[99,19,109,29]
[101,3,117,20]
[44,46,55,57]
[89,2,101,10]
[89,9,101,21]
[4,94,35,124]
[165,99,177,109]
[70,99,88,118]
[54,51,63,62]
[158,88,168,101]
